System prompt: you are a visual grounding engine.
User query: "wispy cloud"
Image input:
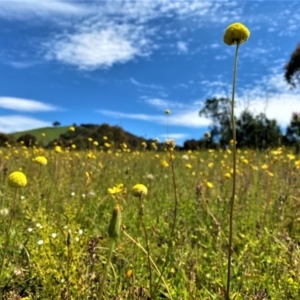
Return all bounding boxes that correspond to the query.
[45,24,151,70]
[0,97,59,112]
[177,41,188,54]
[130,78,164,90]
[98,109,210,128]
[159,133,190,140]
[0,115,51,133]
[0,0,91,19]
[40,0,240,70]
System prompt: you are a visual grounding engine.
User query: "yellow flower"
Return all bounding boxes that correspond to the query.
[132,184,148,197]
[41,132,46,137]
[108,184,124,195]
[54,145,62,153]
[225,173,231,179]
[33,156,47,166]
[185,163,192,169]
[165,109,170,115]
[88,137,93,142]
[93,141,99,146]
[103,136,108,140]
[126,269,133,278]
[223,22,250,45]
[8,171,27,188]
[261,164,268,170]
[206,182,213,188]
[69,126,75,132]
[161,159,169,167]
[71,144,76,149]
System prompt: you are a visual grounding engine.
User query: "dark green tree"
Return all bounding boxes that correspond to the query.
[199,97,232,147]
[285,43,300,88]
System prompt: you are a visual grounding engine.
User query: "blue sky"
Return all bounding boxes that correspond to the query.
[1,0,300,145]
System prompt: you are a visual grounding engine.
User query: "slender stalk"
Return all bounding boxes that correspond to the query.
[226,43,240,300]
[0,189,17,277]
[153,149,178,296]
[123,230,173,300]
[98,239,115,300]
[137,195,153,296]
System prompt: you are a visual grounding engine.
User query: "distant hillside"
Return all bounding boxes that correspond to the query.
[10,126,69,145]
[8,124,162,150]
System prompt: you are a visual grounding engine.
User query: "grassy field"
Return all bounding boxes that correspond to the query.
[0,144,299,299]
[10,126,69,145]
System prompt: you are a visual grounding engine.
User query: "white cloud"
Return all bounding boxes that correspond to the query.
[0,97,58,112]
[98,109,210,128]
[130,78,163,90]
[40,0,240,70]
[177,41,188,54]
[159,133,190,140]
[144,98,187,110]
[45,24,151,70]
[0,115,51,133]
[0,0,91,19]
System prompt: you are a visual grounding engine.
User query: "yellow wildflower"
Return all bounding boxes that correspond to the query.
[54,146,62,153]
[132,184,148,197]
[185,163,192,169]
[108,184,124,195]
[69,126,75,132]
[33,156,47,166]
[165,109,170,115]
[223,22,250,45]
[8,171,27,188]
[206,182,213,188]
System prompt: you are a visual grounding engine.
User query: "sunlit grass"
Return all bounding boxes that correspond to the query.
[0,145,299,299]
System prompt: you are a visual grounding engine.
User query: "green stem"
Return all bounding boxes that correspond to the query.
[226,43,240,300]
[138,195,153,296]
[0,189,17,278]
[98,239,115,300]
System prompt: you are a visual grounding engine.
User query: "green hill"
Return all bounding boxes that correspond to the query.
[10,126,69,145]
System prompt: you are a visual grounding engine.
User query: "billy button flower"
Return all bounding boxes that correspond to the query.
[8,171,27,188]
[223,21,250,300]
[223,22,250,45]
[33,156,47,166]
[132,184,148,197]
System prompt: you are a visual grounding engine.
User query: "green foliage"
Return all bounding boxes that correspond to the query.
[0,148,299,298]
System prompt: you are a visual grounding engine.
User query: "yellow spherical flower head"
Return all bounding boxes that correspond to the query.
[165,109,171,115]
[54,145,62,153]
[69,126,75,132]
[223,22,250,45]
[33,156,47,166]
[8,171,27,188]
[132,184,147,197]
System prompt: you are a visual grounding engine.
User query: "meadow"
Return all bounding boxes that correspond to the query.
[0,142,300,300]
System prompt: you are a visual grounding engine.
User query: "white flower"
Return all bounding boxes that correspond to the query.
[182,154,189,160]
[0,208,9,216]
[20,195,25,200]
[78,229,83,235]
[37,239,43,245]
[146,174,154,180]
[27,227,33,232]
[81,193,86,198]
[71,192,75,196]
[36,223,43,228]
[51,233,57,238]
[75,237,79,242]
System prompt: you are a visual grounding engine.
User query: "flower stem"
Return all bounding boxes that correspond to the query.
[98,239,115,300]
[226,42,240,300]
